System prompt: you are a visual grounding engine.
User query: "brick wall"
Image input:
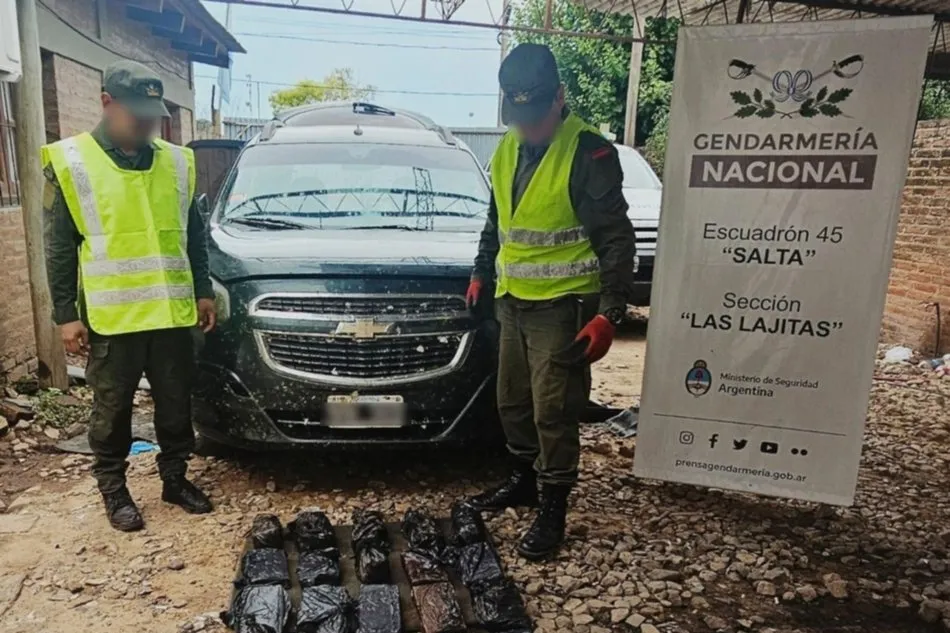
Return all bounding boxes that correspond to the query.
[172,106,194,146]
[882,119,950,355]
[42,0,190,81]
[50,55,102,139]
[0,208,37,383]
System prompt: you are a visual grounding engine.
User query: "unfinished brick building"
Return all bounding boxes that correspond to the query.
[0,0,241,383]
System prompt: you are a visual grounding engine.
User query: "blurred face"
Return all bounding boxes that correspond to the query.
[513,85,566,146]
[100,93,159,148]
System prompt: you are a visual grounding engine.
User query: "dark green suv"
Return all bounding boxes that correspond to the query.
[192,103,498,449]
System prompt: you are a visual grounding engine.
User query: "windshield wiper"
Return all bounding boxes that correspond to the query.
[226,215,310,230]
[338,225,428,231]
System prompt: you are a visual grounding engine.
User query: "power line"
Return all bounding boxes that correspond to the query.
[237,16,497,40]
[232,31,498,51]
[195,75,497,97]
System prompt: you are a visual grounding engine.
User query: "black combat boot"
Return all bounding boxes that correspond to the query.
[162,477,213,514]
[102,486,145,532]
[467,467,539,512]
[517,484,570,560]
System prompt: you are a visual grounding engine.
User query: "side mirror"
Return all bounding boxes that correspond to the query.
[196,193,211,222]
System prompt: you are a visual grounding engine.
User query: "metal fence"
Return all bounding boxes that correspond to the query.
[222,117,266,142]
[0,82,19,208]
[450,127,506,167]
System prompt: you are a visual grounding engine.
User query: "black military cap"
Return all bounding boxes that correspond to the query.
[103,60,170,118]
[499,43,561,125]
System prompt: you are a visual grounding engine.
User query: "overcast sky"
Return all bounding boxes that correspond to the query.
[195,0,505,127]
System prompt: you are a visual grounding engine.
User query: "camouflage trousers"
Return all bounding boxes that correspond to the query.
[495,296,592,486]
[86,327,196,494]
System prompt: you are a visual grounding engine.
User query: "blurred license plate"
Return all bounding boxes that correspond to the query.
[324,395,406,428]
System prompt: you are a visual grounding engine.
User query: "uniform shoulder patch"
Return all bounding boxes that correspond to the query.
[577,132,622,201]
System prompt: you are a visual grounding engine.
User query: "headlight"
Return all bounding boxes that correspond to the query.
[211,277,230,322]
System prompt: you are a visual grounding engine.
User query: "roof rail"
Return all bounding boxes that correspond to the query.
[259,119,285,141]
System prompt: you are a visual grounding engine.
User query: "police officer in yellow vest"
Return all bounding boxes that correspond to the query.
[42,61,216,532]
[466,44,637,559]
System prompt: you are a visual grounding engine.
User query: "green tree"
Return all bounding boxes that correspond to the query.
[512,0,678,145]
[269,68,376,112]
[919,80,950,120]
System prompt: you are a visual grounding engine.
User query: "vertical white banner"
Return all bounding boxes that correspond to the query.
[634,17,932,505]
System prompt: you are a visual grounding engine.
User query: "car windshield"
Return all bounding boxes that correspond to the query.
[616,148,661,190]
[217,142,490,232]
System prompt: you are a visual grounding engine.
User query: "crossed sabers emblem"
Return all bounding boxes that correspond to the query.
[727,55,863,118]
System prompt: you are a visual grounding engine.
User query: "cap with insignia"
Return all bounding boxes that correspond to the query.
[103,60,170,119]
[498,43,561,125]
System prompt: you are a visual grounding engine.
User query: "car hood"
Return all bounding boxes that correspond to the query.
[209,225,480,280]
[623,187,662,222]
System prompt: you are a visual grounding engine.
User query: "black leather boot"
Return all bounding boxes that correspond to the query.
[518,484,570,560]
[162,477,213,514]
[102,487,145,532]
[467,467,539,511]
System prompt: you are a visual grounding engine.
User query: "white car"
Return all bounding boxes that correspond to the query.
[615,144,661,306]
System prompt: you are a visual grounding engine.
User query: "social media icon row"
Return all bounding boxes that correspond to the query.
[679,432,808,456]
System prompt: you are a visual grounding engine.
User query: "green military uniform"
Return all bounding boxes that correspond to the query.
[473,110,636,485]
[43,72,212,495]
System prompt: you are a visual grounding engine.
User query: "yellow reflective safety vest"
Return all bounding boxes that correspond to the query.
[41,133,198,335]
[490,113,601,301]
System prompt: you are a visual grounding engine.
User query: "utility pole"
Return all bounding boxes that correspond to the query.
[623,13,644,147]
[496,0,511,126]
[13,0,68,389]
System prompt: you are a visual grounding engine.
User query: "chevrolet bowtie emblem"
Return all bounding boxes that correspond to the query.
[513,92,530,104]
[335,319,393,339]
[145,84,161,97]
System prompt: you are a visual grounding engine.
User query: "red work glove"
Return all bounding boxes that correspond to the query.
[465,279,484,308]
[575,315,616,363]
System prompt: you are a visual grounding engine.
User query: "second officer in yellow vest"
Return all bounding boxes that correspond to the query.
[466,44,637,559]
[43,61,216,532]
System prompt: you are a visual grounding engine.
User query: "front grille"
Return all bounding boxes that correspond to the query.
[634,226,657,246]
[260,331,467,381]
[254,295,466,318]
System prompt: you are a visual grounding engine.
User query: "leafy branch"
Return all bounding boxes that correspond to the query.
[731,89,776,118]
[799,86,851,118]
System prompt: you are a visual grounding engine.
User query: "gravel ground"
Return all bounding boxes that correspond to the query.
[0,328,948,633]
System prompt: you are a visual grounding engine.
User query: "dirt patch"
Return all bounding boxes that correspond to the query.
[1,333,949,633]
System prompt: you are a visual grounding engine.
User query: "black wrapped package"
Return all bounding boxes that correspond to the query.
[297,586,357,633]
[411,582,466,633]
[352,510,391,584]
[402,509,444,560]
[290,510,337,551]
[297,548,341,586]
[472,581,532,632]
[249,514,283,550]
[223,584,291,633]
[402,551,448,586]
[456,543,503,592]
[450,503,486,546]
[237,549,290,587]
[358,584,401,633]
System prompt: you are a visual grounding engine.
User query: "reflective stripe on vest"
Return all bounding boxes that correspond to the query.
[490,113,602,301]
[41,133,198,335]
[499,225,589,247]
